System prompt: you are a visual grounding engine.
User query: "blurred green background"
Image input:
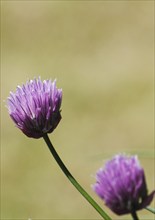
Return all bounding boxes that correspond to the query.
[1,1,154,219]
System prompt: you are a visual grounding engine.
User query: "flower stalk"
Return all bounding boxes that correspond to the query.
[131,211,139,220]
[145,206,155,214]
[43,134,111,220]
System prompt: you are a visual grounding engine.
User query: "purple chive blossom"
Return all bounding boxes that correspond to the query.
[93,154,155,215]
[7,78,62,138]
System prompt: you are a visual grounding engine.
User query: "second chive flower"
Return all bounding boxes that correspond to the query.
[93,154,155,216]
[7,78,62,138]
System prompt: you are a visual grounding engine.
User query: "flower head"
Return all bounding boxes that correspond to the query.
[93,154,155,215]
[7,77,62,138]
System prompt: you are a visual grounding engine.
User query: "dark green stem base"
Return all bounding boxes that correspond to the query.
[43,134,111,220]
[131,211,139,220]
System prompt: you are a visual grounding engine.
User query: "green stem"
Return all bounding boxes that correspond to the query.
[43,134,111,220]
[131,211,139,220]
[145,207,155,214]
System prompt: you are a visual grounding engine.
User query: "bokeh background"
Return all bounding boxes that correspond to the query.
[1,1,154,219]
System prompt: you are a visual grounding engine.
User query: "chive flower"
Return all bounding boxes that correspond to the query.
[7,78,112,220]
[93,154,155,216]
[7,78,62,138]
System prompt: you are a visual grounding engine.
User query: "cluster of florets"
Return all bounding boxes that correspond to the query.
[93,154,155,215]
[7,78,62,138]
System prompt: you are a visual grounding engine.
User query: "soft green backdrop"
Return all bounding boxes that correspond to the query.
[1,1,154,219]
